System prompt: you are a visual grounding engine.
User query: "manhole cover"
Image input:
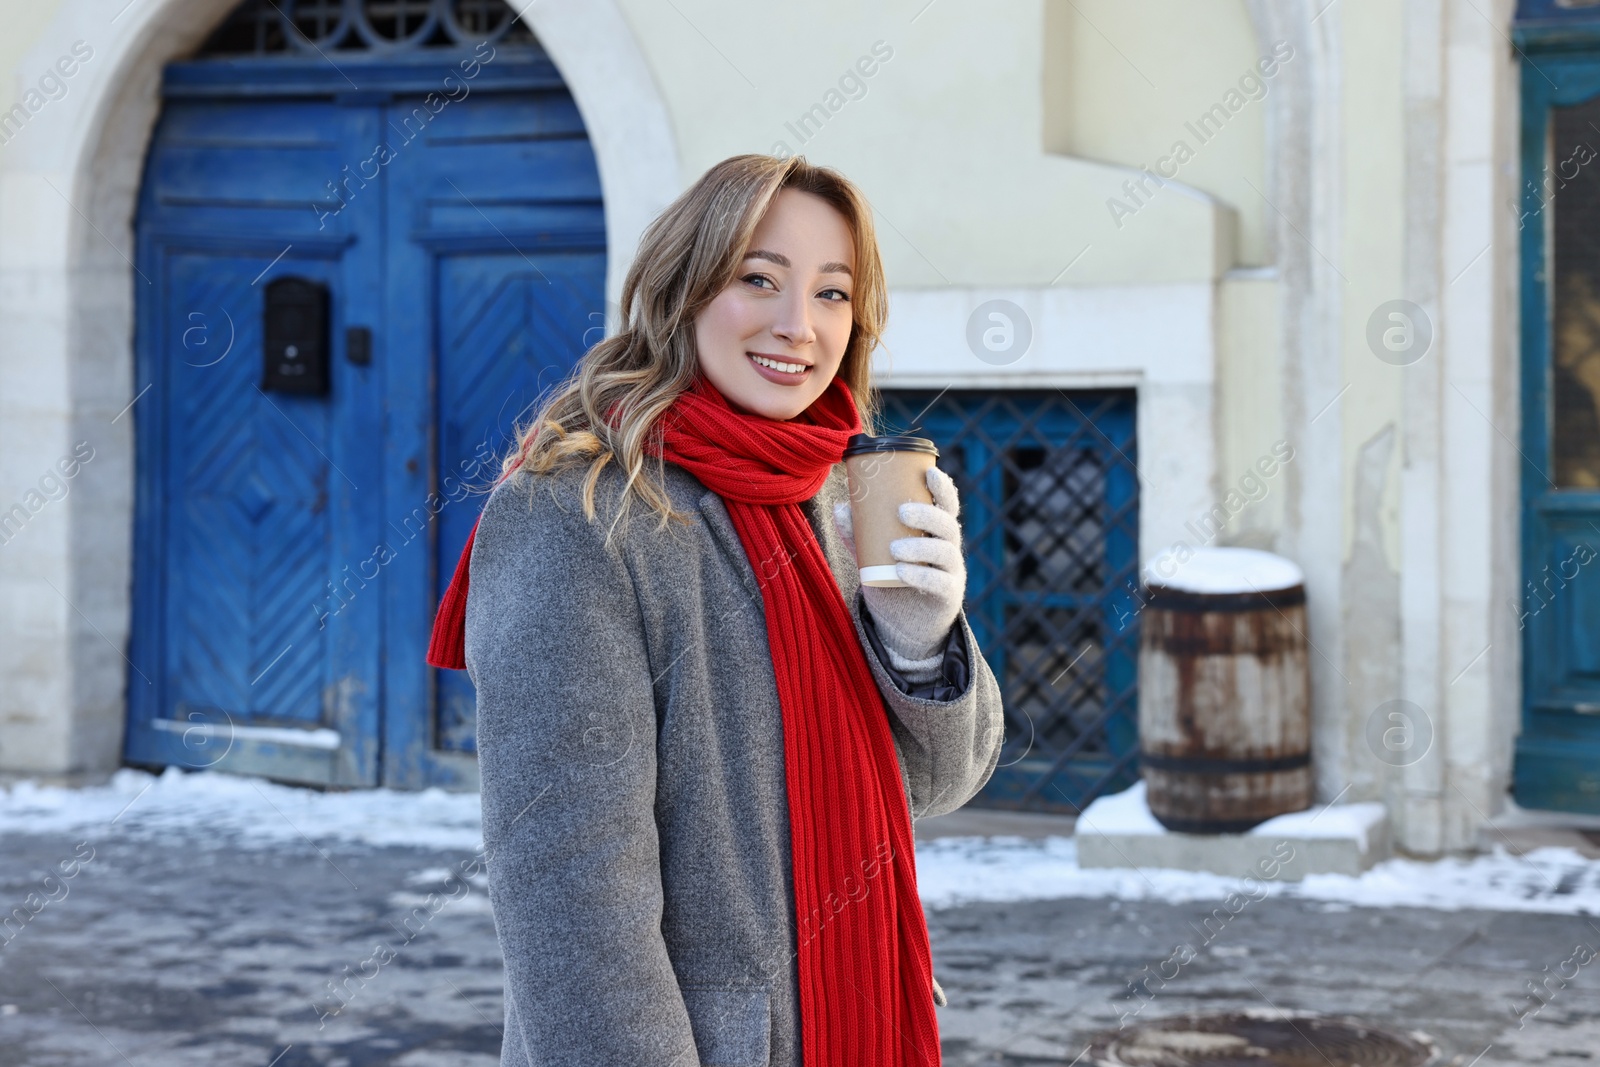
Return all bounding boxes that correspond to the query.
[1085,1009,1442,1066]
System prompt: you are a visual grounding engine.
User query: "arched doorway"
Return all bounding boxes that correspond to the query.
[124,0,606,788]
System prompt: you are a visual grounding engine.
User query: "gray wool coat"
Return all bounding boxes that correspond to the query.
[465,455,1005,1067]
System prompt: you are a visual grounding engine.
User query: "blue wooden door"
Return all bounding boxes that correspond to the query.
[126,30,604,788]
[1513,29,1600,813]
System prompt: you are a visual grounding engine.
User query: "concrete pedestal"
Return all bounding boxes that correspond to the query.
[1076,781,1390,881]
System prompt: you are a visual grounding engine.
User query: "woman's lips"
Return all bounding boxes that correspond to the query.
[747,352,812,386]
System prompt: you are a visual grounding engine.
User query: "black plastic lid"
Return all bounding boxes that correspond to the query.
[843,433,939,458]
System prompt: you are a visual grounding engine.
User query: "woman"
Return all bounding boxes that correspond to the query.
[428,154,1004,1066]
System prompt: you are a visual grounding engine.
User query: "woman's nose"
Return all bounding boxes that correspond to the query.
[769,292,816,347]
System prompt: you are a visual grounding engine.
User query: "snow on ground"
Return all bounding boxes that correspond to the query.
[3,767,1598,917]
[0,766,483,852]
[913,834,1600,915]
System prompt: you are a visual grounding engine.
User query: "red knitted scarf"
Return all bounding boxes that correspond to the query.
[427,374,940,1065]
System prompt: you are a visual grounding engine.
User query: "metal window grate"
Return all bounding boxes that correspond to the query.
[875,388,1141,814]
[199,0,536,55]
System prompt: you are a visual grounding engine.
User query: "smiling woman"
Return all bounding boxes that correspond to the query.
[426,154,1005,1065]
[694,187,858,420]
[489,153,891,534]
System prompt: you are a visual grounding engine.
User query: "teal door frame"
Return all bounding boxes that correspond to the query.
[1513,5,1600,812]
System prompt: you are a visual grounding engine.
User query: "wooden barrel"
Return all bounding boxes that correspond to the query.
[1137,547,1311,833]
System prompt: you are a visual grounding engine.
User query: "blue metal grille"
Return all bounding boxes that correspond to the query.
[875,389,1141,813]
[199,0,535,55]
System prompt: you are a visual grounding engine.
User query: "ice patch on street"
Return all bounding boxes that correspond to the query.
[4,767,1599,916]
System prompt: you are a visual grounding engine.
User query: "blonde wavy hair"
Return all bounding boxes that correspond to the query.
[501,153,889,540]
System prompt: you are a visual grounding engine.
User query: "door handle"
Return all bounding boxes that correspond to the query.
[347,326,372,366]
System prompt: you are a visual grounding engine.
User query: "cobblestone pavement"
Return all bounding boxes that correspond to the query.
[1,825,1597,1066]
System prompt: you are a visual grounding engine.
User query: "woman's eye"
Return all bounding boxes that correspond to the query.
[820,288,850,302]
[742,273,776,290]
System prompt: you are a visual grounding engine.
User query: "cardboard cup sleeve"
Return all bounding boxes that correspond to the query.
[843,437,939,589]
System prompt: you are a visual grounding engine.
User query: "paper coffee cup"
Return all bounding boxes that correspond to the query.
[843,433,940,588]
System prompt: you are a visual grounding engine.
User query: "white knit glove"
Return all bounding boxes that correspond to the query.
[832,465,967,676]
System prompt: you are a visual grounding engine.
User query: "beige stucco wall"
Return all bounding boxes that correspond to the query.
[611,0,1233,286]
[1336,0,1409,844]
[0,5,61,101]
[1042,0,1271,268]
[1340,0,1407,574]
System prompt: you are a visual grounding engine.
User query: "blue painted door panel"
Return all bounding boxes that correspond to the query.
[129,64,604,788]
[1525,506,1600,703]
[378,87,605,787]
[1516,50,1600,812]
[129,97,385,785]
[429,252,607,756]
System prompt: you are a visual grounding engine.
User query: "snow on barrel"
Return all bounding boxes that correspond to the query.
[1136,546,1311,833]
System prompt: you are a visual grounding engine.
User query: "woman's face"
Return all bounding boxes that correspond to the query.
[693,188,857,421]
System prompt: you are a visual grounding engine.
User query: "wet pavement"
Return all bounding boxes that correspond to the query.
[0,815,1597,1065]
[0,829,505,1066]
[929,893,1600,1065]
